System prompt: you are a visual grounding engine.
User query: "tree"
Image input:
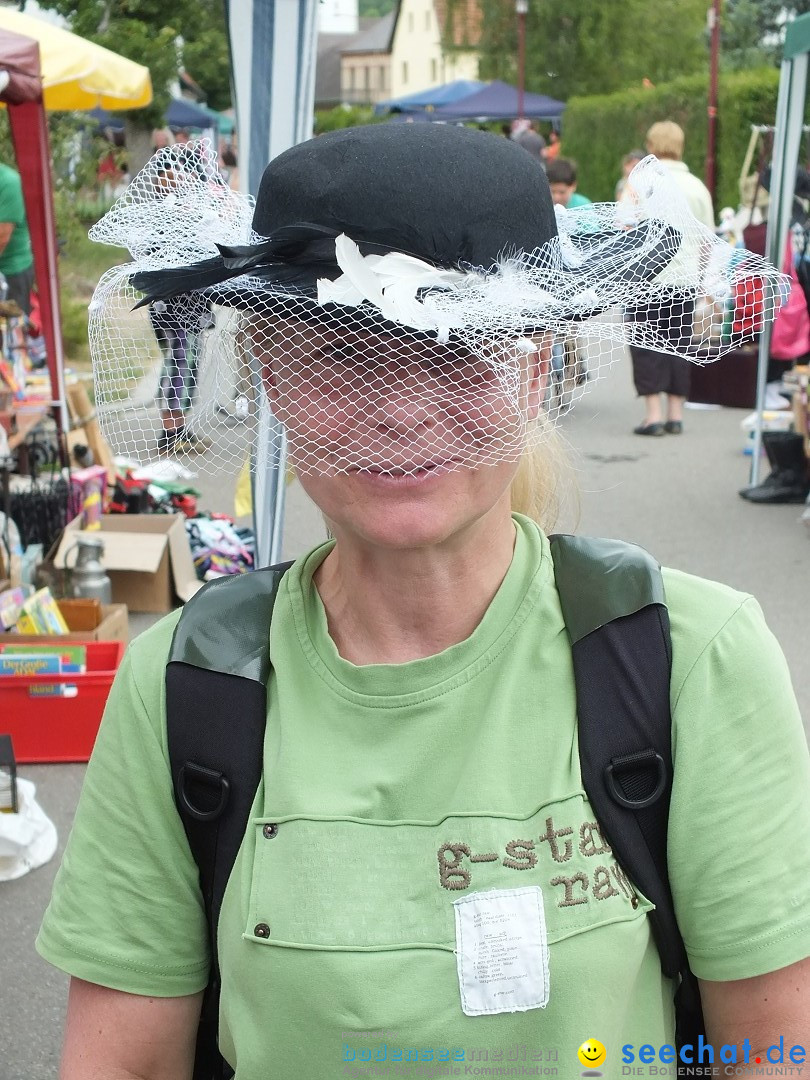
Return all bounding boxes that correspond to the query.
[29,0,231,171]
[722,0,810,70]
[178,4,232,113]
[476,0,709,102]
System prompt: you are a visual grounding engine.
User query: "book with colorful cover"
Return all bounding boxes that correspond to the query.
[16,588,70,635]
[0,585,32,630]
[0,643,87,671]
[0,653,82,676]
[15,610,44,634]
[27,683,78,698]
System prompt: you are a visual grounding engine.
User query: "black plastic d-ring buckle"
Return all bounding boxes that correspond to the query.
[178,762,230,821]
[605,750,668,810]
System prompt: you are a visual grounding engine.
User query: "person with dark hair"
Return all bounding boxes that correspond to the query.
[220,145,239,191]
[510,118,546,163]
[545,158,592,208]
[542,129,561,164]
[36,127,808,1080]
[148,165,213,454]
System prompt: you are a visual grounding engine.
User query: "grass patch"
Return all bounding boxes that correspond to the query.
[59,226,127,373]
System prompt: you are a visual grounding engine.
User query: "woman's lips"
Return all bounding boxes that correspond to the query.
[349,461,456,485]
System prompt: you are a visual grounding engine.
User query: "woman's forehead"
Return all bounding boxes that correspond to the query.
[243,316,544,359]
[246,315,461,357]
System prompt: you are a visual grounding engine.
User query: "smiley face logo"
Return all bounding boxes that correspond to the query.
[577,1039,607,1070]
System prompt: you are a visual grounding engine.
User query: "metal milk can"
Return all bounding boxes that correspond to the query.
[65,534,113,604]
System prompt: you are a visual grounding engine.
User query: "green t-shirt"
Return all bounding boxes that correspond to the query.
[37,517,810,1079]
[0,164,32,276]
[566,192,592,208]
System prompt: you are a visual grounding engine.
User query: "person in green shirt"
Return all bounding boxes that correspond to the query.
[37,126,809,1080]
[545,158,592,210]
[0,162,34,314]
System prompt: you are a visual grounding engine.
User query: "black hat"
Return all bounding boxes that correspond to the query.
[131,124,559,306]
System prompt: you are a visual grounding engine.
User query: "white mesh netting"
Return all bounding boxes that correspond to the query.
[89,140,789,478]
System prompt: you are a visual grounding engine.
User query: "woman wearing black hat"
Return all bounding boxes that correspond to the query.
[37,127,809,1080]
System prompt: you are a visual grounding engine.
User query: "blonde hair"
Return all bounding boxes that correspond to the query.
[645,121,684,161]
[509,422,577,531]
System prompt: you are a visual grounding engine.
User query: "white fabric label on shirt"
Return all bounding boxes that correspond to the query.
[452,886,549,1016]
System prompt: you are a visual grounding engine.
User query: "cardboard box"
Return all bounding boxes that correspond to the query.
[6,600,129,642]
[54,514,201,613]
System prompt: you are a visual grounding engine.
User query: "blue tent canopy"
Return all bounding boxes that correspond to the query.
[165,97,217,129]
[90,98,227,133]
[432,80,565,121]
[374,79,484,115]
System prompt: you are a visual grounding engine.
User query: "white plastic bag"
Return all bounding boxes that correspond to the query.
[0,774,58,881]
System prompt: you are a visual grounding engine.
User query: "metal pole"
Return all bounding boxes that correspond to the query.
[226,0,318,567]
[516,0,528,120]
[750,53,807,485]
[706,0,721,201]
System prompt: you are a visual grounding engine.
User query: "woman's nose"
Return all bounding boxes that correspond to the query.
[365,363,439,434]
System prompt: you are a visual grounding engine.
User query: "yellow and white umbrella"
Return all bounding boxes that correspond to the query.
[0,8,152,111]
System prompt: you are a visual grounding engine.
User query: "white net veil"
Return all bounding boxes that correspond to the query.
[89,139,788,479]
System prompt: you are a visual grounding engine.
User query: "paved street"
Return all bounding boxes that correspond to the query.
[2,345,808,1079]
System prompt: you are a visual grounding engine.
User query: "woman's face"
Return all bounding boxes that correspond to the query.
[253,317,549,549]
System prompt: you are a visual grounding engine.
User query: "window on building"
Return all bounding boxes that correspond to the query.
[402,61,408,83]
[348,67,355,91]
[380,65,386,90]
[425,10,431,30]
[408,11,414,30]
[431,58,437,81]
[364,66,370,90]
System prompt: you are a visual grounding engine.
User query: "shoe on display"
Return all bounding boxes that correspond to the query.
[633,422,665,436]
[739,431,810,504]
[739,475,809,503]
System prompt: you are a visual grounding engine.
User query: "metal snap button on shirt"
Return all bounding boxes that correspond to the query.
[262,823,278,839]
[254,923,271,938]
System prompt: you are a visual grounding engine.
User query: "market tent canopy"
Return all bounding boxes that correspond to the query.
[0,8,152,111]
[374,79,484,115]
[91,98,217,132]
[431,80,565,121]
[91,99,234,135]
[166,97,218,130]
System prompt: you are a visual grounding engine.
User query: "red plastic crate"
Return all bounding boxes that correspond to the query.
[0,640,125,763]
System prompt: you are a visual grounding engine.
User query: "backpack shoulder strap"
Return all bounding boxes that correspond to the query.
[549,535,703,1055]
[549,534,680,970]
[166,561,292,1080]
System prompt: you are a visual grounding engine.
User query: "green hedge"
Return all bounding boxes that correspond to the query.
[561,68,785,214]
[314,105,383,134]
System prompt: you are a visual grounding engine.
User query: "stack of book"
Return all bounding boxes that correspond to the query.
[0,586,69,634]
[0,643,87,698]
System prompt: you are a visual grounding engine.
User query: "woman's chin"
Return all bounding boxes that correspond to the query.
[299,460,516,552]
[342,499,465,551]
